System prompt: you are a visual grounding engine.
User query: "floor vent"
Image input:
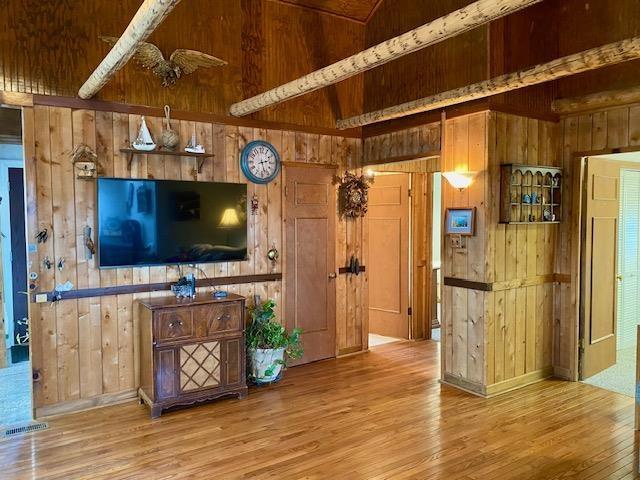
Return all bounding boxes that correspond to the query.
[3,422,48,437]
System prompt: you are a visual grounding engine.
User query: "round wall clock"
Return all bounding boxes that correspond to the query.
[240,140,281,184]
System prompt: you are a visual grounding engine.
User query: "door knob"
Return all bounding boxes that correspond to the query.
[328,272,337,279]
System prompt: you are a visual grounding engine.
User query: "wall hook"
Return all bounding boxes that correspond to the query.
[57,257,65,272]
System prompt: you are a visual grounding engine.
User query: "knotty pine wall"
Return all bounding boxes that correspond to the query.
[556,104,640,380]
[24,103,364,416]
[441,111,559,395]
[364,123,441,165]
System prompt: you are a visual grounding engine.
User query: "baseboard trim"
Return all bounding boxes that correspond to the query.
[441,373,486,397]
[337,346,365,357]
[36,389,138,419]
[485,367,555,397]
[553,366,573,381]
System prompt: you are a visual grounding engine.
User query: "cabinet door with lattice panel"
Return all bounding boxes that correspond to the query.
[179,341,222,392]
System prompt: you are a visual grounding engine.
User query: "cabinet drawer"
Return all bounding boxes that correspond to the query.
[156,309,195,343]
[194,302,242,336]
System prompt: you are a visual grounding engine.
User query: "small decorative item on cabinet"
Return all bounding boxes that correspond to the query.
[500,164,562,224]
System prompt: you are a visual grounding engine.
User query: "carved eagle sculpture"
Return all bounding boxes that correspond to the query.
[100,36,227,87]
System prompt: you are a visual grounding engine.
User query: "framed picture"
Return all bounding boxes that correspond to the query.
[445,207,476,236]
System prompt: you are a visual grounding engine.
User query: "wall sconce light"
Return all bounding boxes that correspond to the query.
[442,171,474,191]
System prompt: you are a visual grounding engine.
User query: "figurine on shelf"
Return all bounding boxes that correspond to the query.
[543,209,553,221]
[523,194,532,204]
[531,192,539,204]
[185,126,205,154]
[132,116,157,151]
[160,105,179,150]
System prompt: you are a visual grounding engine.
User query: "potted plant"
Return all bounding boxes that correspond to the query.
[246,299,303,384]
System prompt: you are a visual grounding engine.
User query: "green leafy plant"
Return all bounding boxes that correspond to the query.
[246,299,303,378]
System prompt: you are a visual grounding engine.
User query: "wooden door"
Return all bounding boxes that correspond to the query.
[580,157,620,379]
[367,173,410,339]
[284,165,336,365]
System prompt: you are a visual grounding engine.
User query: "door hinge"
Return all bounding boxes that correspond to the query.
[408,307,412,316]
[284,185,288,197]
[408,189,412,197]
[578,337,585,352]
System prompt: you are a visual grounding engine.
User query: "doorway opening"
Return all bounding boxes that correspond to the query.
[580,152,640,398]
[365,160,441,349]
[0,106,31,427]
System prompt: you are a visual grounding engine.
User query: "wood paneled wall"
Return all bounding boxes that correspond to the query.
[24,103,364,416]
[557,0,640,100]
[557,103,640,379]
[441,111,559,396]
[364,123,441,166]
[484,112,559,393]
[0,0,364,129]
[364,0,488,114]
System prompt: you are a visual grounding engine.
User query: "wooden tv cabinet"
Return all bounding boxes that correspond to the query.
[138,293,248,418]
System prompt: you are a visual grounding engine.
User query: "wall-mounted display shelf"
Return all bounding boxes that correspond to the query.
[120,148,215,173]
[499,164,562,224]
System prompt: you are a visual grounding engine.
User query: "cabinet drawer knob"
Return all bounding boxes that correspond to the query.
[168,320,183,328]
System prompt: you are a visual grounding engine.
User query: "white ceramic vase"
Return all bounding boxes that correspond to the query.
[249,347,285,384]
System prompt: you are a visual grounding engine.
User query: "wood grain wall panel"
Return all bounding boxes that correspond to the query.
[363,123,441,166]
[557,0,640,100]
[441,111,558,395]
[488,1,559,117]
[364,0,488,114]
[0,0,364,130]
[25,104,363,416]
[556,104,640,380]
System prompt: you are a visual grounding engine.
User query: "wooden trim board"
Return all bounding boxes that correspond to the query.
[34,273,282,302]
[31,94,362,138]
[485,366,554,397]
[36,389,138,419]
[443,274,567,291]
[444,367,554,398]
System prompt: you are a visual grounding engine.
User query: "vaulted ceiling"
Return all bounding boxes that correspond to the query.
[278,0,382,23]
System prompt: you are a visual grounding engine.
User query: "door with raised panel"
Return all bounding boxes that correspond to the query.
[580,157,620,379]
[367,173,410,339]
[284,165,336,365]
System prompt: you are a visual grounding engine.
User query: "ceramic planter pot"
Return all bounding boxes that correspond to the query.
[249,347,285,384]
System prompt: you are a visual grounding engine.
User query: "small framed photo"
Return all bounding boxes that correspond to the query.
[445,207,476,236]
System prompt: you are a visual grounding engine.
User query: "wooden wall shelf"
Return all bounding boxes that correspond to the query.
[499,164,563,224]
[120,148,215,173]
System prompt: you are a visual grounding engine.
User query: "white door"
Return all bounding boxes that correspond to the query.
[618,169,640,351]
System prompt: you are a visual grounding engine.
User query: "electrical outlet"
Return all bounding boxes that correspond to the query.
[35,294,48,304]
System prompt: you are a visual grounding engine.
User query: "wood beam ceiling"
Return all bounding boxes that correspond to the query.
[337,37,640,128]
[229,0,543,117]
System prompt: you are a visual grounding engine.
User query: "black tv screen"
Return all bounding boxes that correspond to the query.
[97,178,247,268]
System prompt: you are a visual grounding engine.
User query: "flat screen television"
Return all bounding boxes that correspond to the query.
[97,178,247,268]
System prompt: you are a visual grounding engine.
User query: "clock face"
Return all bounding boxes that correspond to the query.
[240,141,281,184]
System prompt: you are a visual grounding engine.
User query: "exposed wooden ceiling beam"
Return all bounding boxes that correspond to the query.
[78,0,181,99]
[229,0,543,117]
[552,85,640,114]
[337,37,640,129]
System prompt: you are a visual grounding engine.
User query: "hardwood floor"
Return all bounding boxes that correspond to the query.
[1,341,638,479]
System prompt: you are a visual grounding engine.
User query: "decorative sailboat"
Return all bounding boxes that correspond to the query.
[185,125,205,154]
[132,116,157,151]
